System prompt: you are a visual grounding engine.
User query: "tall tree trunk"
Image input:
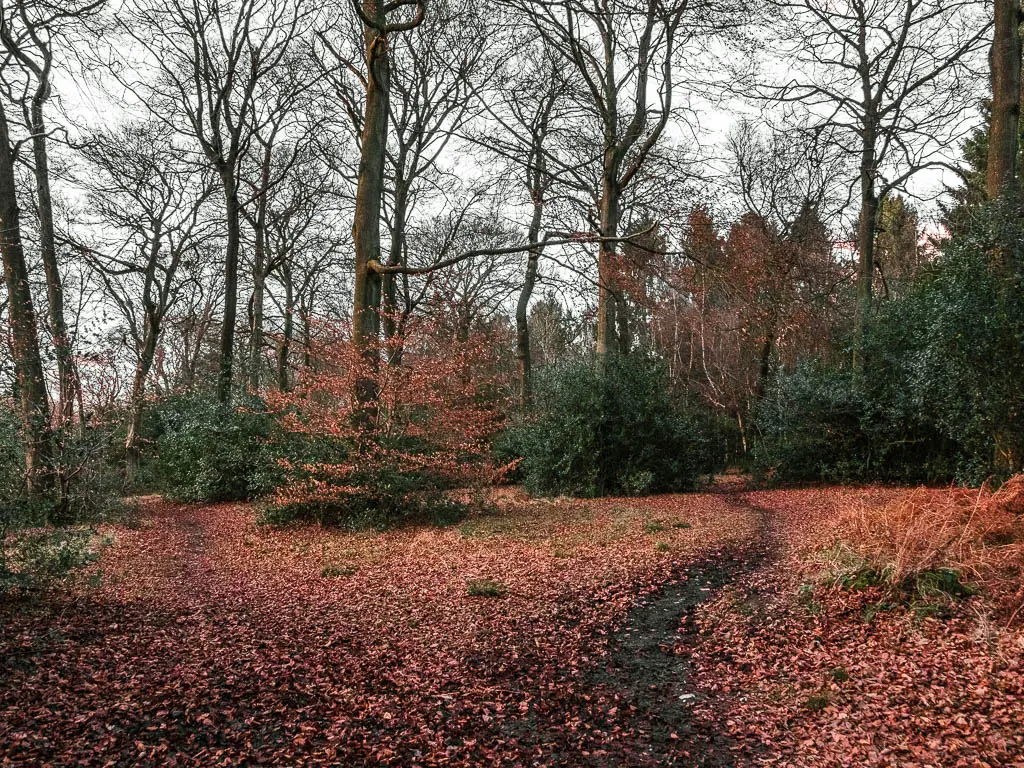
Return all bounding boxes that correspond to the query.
[217,173,241,404]
[125,309,159,480]
[277,265,294,392]
[516,200,543,408]
[382,179,408,347]
[29,96,79,427]
[989,0,1023,475]
[988,0,1022,200]
[300,298,312,370]
[247,143,273,391]
[351,12,391,413]
[596,160,620,356]
[248,263,265,390]
[855,130,878,352]
[754,332,774,402]
[615,293,631,355]
[126,235,162,478]
[0,104,50,491]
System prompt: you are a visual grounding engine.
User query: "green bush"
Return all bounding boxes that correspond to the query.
[751,361,957,484]
[500,355,722,497]
[0,528,105,591]
[150,394,284,502]
[259,485,469,531]
[753,203,1024,486]
[51,423,136,525]
[0,406,133,531]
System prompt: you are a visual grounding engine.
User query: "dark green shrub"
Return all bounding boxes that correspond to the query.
[0,406,133,535]
[151,394,284,502]
[501,355,722,497]
[51,422,136,525]
[752,363,868,483]
[259,488,469,531]
[754,203,1024,486]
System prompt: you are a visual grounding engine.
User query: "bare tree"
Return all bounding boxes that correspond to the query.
[413,209,523,340]
[262,148,347,391]
[469,43,580,405]
[239,50,323,391]
[73,121,216,474]
[759,0,989,341]
[345,0,425,410]
[729,118,850,236]
[113,0,309,403]
[0,0,101,427]
[509,0,698,356]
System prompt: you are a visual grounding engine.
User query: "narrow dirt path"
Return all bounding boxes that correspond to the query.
[584,490,784,766]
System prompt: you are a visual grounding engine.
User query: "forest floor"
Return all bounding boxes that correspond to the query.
[2,483,1023,767]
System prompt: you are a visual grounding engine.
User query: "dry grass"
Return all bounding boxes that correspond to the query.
[832,476,1024,622]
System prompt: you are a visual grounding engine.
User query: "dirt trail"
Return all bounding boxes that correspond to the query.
[588,490,782,766]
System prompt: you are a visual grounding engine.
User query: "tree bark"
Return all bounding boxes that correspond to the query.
[125,308,159,480]
[515,199,543,408]
[855,129,878,350]
[217,171,241,404]
[30,96,80,427]
[596,160,620,356]
[351,7,392,413]
[987,0,1022,199]
[0,103,50,490]
[382,178,408,346]
[277,264,294,392]
[125,233,163,479]
[300,297,312,370]
[754,333,774,402]
[247,142,273,391]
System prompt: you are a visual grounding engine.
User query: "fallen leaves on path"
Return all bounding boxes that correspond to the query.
[1,491,753,766]
[2,486,1021,767]
[684,488,1024,768]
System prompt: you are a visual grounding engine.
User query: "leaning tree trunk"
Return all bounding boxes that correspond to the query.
[217,171,242,404]
[30,97,80,428]
[351,13,391,414]
[987,0,1022,200]
[0,104,50,491]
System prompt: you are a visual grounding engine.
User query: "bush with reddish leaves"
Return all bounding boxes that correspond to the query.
[264,317,510,528]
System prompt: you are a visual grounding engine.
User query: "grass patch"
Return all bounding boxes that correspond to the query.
[467,578,506,598]
[829,667,849,683]
[655,541,671,553]
[805,692,832,712]
[644,520,667,534]
[321,563,359,578]
[260,493,470,531]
